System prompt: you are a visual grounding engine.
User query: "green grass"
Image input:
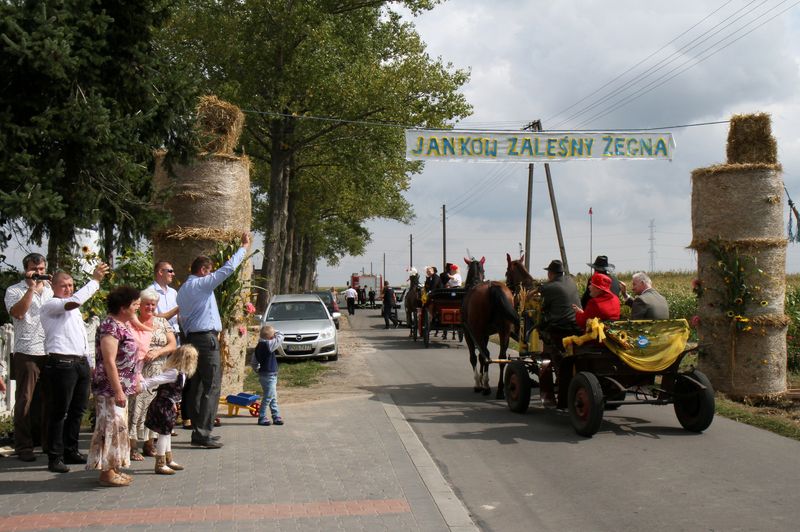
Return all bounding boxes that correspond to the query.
[715,397,800,441]
[243,361,329,393]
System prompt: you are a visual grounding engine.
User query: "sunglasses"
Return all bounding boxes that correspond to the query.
[162,269,174,273]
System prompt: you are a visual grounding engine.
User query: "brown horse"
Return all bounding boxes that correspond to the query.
[405,272,422,337]
[461,256,518,398]
[505,253,539,316]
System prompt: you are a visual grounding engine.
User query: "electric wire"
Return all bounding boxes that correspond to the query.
[551,0,781,129]
[576,0,800,128]
[544,0,736,126]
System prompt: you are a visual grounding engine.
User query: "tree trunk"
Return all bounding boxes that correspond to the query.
[301,235,316,291]
[289,227,303,291]
[256,118,293,308]
[279,205,294,294]
[100,220,115,268]
[46,222,73,270]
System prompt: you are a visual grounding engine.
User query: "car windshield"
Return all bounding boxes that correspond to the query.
[266,302,329,321]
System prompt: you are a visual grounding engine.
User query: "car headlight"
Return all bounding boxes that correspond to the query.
[319,326,335,340]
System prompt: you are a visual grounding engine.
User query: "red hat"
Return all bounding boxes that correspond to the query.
[449,264,459,272]
[590,272,613,294]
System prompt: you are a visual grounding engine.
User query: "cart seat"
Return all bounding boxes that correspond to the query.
[563,318,690,372]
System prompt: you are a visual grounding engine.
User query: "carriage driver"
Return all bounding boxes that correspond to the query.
[537,260,581,407]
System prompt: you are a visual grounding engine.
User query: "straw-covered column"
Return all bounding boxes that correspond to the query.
[690,113,788,399]
[153,96,253,396]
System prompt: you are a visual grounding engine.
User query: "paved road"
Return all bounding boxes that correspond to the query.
[351,310,800,531]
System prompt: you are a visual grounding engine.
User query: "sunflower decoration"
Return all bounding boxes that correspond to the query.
[706,239,769,331]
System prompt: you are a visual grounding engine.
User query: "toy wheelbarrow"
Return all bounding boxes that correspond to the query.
[219,392,261,417]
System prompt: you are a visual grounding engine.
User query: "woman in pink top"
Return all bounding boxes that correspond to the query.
[127,287,176,461]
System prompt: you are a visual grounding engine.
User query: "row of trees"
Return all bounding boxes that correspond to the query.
[1,0,471,299]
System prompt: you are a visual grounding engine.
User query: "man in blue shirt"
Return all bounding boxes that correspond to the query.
[177,232,251,448]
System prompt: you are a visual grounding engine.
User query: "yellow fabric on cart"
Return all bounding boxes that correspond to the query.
[563,319,690,372]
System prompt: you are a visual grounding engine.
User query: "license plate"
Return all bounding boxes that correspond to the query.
[285,343,311,352]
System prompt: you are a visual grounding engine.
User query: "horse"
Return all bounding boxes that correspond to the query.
[405,271,422,337]
[461,256,519,398]
[505,253,538,310]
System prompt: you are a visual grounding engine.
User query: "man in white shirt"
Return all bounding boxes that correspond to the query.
[152,260,180,337]
[3,253,53,462]
[344,286,357,316]
[40,262,109,473]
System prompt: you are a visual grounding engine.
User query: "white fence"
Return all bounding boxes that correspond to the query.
[1,323,13,415]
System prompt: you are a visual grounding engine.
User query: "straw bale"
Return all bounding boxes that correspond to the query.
[726,113,778,165]
[196,95,245,155]
[691,165,784,242]
[153,152,252,233]
[695,246,786,319]
[697,319,787,396]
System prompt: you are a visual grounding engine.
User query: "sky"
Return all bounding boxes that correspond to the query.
[315,0,800,288]
[3,1,798,289]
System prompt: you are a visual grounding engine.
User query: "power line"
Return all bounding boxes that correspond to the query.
[573,0,799,128]
[544,0,737,126]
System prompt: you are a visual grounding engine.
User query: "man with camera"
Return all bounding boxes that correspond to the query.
[3,253,53,462]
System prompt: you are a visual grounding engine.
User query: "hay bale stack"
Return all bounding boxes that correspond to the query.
[152,96,252,395]
[196,95,245,155]
[690,113,787,399]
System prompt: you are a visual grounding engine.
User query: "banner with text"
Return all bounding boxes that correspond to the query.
[405,130,675,163]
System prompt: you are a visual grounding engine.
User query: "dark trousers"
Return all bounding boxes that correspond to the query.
[346,297,355,315]
[42,356,90,460]
[383,305,398,327]
[12,353,48,454]
[186,332,221,442]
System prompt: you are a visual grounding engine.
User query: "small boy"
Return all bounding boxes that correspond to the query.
[251,325,285,426]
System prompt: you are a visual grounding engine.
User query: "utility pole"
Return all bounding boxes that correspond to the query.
[649,219,656,272]
[531,120,570,274]
[523,122,536,270]
[383,253,386,284]
[409,234,413,269]
[442,204,447,271]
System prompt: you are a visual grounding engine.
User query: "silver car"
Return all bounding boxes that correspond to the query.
[261,294,339,361]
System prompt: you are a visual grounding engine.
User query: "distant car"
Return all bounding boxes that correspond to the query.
[261,294,339,361]
[307,290,341,329]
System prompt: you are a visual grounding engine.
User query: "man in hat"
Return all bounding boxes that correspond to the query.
[620,272,669,320]
[581,255,621,307]
[537,260,581,407]
[572,272,621,329]
[538,260,581,339]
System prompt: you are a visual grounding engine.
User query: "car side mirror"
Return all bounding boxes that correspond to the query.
[332,312,341,320]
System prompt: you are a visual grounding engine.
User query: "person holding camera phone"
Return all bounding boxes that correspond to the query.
[3,253,53,463]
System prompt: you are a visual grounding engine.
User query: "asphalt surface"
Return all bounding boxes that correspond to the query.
[3,309,799,532]
[353,310,800,532]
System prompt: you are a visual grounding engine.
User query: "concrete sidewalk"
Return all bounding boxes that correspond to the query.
[0,392,477,531]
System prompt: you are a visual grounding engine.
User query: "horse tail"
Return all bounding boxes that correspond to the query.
[490,283,518,324]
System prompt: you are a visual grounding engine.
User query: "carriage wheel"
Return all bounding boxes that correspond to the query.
[504,362,532,413]
[250,402,261,417]
[673,369,715,432]
[422,309,431,347]
[568,372,604,437]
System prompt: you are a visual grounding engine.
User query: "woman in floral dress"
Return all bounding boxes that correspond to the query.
[128,287,176,460]
[86,286,141,487]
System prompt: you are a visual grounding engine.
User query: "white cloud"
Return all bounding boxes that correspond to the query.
[317,0,800,287]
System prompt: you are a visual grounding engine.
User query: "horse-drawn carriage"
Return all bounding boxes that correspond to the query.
[417,288,465,346]
[494,259,715,437]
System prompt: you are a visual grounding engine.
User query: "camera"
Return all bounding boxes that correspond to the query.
[31,274,52,281]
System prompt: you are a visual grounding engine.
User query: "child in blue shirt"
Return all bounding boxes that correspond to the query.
[250,325,284,426]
